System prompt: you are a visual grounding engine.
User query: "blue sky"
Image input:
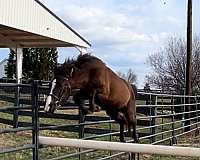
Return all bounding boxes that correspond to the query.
[1,0,200,88]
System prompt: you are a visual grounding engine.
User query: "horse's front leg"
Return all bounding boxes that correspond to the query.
[73,91,90,115]
[89,89,101,113]
[120,123,125,142]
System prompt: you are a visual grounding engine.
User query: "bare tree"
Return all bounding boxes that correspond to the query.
[117,68,137,84]
[146,37,200,94]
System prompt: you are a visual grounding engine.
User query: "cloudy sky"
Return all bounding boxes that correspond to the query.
[0,0,200,87]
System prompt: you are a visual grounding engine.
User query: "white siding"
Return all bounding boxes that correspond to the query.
[0,0,90,48]
[0,59,7,78]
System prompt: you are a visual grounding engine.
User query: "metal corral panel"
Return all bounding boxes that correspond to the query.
[0,0,90,48]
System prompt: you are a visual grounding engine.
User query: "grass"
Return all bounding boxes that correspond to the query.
[1,99,200,160]
[145,133,200,160]
[0,106,122,160]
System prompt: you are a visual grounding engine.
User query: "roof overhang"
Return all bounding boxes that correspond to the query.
[0,24,80,48]
[0,0,91,48]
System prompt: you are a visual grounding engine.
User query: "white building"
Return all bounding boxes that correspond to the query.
[0,0,90,82]
[0,59,7,78]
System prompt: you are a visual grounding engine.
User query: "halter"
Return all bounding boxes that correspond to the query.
[49,76,72,103]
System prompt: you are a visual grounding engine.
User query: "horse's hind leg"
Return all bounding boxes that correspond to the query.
[117,112,128,142]
[132,122,139,143]
[125,99,138,143]
[107,110,126,142]
[120,123,125,142]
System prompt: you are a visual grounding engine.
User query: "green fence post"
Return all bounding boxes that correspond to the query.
[79,99,85,160]
[32,81,39,160]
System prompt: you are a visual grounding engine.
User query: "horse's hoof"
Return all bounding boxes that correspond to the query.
[93,106,101,112]
[87,110,93,114]
[135,139,139,143]
[89,105,101,113]
[120,139,126,143]
[134,136,139,143]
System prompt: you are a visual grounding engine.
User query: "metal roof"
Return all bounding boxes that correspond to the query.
[0,0,91,48]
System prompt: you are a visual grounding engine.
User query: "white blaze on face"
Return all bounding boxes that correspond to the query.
[44,79,56,112]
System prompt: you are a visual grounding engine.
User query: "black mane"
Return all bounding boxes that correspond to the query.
[75,54,104,67]
[62,54,104,68]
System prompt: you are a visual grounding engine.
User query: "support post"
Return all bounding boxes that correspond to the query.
[185,0,192,132]
[12,48,23,128]
[16,48,23,84]
[76,46,88,55]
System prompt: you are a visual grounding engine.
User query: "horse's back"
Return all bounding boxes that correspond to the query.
[107,69,133,105]
[75,56,133,107]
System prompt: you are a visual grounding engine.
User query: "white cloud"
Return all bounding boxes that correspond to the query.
[60,4,171,49]
[0,0,197,88]
[39,0,189,88]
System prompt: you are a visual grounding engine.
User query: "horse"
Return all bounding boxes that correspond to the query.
[44,54,138,143]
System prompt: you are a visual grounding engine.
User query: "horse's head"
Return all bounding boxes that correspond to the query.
[44,64,74,113]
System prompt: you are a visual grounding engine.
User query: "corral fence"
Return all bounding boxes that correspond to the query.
[0,80,200,160]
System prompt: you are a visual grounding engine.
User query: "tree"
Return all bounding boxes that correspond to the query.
[6,48,58,81]
[146,37,200,94]
[144,83,151,92]
[117,68,137,84]
[5,49,16,79]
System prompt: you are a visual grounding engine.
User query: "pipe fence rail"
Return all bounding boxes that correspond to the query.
[0,80,200,160]
[0,81,39,160]
[39,136,200,157]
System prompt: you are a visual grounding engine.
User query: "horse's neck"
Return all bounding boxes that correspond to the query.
[70,70,89,89]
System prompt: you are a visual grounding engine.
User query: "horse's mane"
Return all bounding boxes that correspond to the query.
[63,54,105,68]
[76,54,104,66]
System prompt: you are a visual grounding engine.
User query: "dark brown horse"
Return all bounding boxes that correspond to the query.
[44,54,138,142]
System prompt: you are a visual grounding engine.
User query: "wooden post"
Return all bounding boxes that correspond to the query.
[185,0,192,132]
[12,48,23,128]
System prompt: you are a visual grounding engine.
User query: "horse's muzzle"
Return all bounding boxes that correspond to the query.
[44,95,52,112]
[44,95,61,114]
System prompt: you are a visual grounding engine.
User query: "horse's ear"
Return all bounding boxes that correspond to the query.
[69,65,78,77]
[54,65,61,75]
[70,67,74,77]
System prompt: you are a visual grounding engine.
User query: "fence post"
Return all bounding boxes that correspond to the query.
[181,96,186,133]
[171,96,177,145]
[109,117,112,157]
[13,85,20,128]
[78,99,85,160]
[150,95,156,144]
[32,80,39,160]
[184,96,191,132]
[161,95,164,141]
[195,96,199,136]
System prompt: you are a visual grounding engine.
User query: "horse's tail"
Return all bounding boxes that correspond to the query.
[131,84,137,98]
[127,83,138,142]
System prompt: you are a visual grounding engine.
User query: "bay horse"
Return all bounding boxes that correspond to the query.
[44,54,138,143]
